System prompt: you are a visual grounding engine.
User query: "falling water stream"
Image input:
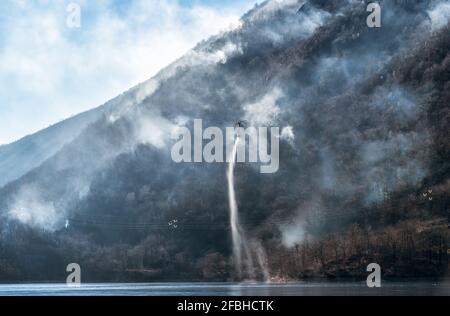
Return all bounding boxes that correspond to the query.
[227,136,268,280]
[227,137,244,277]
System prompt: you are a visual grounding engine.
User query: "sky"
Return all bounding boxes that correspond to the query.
[0,0,257,145]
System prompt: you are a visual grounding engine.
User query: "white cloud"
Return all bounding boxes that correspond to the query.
[0,0,254,145]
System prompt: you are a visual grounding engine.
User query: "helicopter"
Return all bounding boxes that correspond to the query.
[235,120,249,129]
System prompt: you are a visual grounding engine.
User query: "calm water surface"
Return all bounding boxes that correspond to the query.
[0,281,448,296]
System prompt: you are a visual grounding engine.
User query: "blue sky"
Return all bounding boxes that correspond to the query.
[0,0,257,145]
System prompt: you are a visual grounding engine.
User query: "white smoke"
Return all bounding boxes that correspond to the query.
[245,0,331,45]
[244,88,283,126]
[427,2,450,30]
[281,220,306,247]
[281,126,295,143]
[8,184,63,231]
[248,0,302,22]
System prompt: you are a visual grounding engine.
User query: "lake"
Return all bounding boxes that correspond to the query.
[0,280,448,296]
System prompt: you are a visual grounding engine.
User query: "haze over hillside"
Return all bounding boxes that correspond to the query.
[0,0,448,282]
